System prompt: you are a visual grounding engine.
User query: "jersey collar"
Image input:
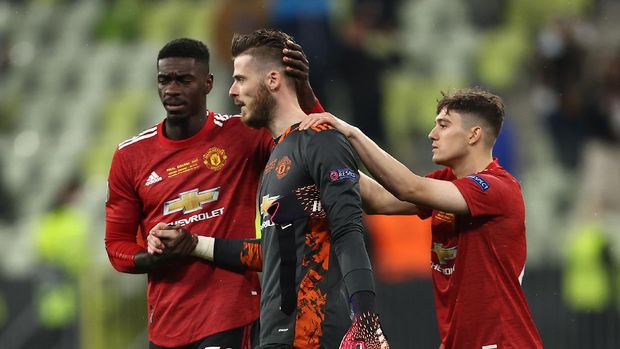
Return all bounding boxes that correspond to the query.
[447,157,501,178]
[274,122,300,145]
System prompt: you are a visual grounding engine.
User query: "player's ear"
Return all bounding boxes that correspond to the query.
[266,70,281,91]
[204,73,214,95]
[468,125,482,145]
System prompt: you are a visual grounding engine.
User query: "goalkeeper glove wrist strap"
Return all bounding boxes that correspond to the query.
[192,236,215,261]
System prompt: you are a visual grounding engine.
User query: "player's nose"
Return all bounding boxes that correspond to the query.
[228,83,238,97]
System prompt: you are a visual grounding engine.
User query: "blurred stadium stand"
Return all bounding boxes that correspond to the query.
[0,0,619,348]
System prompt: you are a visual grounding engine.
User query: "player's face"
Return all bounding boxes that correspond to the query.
[428,108,471,166]
[229,54,275,129]
[157,57,212,121]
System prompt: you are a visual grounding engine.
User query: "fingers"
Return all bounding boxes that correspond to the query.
[147,234,164,255]
[151,226,181,240]
[283,59,309,80]
[285,39,303,52]
[283,63,309,80]
[299,115,328,130]
[151,222,169,231]
[283,48,308,65]
[283,41,309,80]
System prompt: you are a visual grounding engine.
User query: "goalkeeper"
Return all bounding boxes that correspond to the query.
[149,28,389,349]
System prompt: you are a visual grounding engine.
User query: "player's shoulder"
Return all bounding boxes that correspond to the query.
[426,167,453,180]
[211,112,241,128]
[116,125,159,151]
[211,112,268,136]
[307,123,335,134]
[296,123,340,140]
[465,165,521,195]
[478,164,517,184]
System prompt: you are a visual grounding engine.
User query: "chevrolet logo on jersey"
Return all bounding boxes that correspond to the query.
[432,242,457,265]
[164,187,220,215]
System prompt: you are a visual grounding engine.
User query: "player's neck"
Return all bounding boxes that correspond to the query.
[267,101,306,138]
[451,150,493,178]
[164,110,208,140]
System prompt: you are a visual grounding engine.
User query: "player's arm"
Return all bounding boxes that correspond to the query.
[359,173,419,215]
[305,131,389,348]
[105,148,175,274]
[305,131,374,302]
[300,113,468,215]
[105,221,154,273]
[148,224,263,272]
[106,220,197,274]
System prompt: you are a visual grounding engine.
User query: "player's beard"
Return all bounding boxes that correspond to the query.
[242,82,275,129]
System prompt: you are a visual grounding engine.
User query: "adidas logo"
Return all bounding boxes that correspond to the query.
[145,171,163,186]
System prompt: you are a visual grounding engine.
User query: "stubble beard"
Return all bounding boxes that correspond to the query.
[242,83,276,129]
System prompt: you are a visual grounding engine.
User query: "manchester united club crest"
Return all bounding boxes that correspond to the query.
[203,147,228,171]
[275,156,292,179]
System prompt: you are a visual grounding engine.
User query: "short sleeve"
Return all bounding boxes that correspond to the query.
[452,173,509,217]
[417,169,446,219]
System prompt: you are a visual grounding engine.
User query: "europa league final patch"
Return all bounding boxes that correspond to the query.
[329,168,358,182]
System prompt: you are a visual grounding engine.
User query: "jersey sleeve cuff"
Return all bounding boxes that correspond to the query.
[303,99,325,114]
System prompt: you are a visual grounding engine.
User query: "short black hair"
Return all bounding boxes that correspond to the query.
[157,38,210,68]
[436,87,505,140]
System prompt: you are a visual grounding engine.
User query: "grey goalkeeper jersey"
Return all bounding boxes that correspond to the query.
[257,123,375,348]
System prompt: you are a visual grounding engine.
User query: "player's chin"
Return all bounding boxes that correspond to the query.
[240,112,252,125]
[166,110,190,122]
[432,154,447,166]
[241,112,266,129]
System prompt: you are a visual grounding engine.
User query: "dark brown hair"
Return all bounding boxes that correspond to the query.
[231,29,293,66]
[436,87,505,140]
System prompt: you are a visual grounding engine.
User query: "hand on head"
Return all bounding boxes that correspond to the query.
[283,40,309,81]
[282,40,318,111]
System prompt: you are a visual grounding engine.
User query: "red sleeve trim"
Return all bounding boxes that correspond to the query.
[303,100,325,114]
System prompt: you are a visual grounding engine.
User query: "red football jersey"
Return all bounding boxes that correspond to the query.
[421,159,542,349]
[105,111,273,347]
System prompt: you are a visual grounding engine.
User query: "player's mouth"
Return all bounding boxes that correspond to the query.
[236,101,247,113]
[164,99,187,112]
[165,104,186,112]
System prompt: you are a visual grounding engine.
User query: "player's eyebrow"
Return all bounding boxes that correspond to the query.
[435,117,451,124]
[158,72,193,78]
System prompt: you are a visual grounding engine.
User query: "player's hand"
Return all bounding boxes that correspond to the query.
[339,312,389,349]
[147,223,168,254]
[299,112,356,138]
[149,223,198,257]
[282,39,318,111]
